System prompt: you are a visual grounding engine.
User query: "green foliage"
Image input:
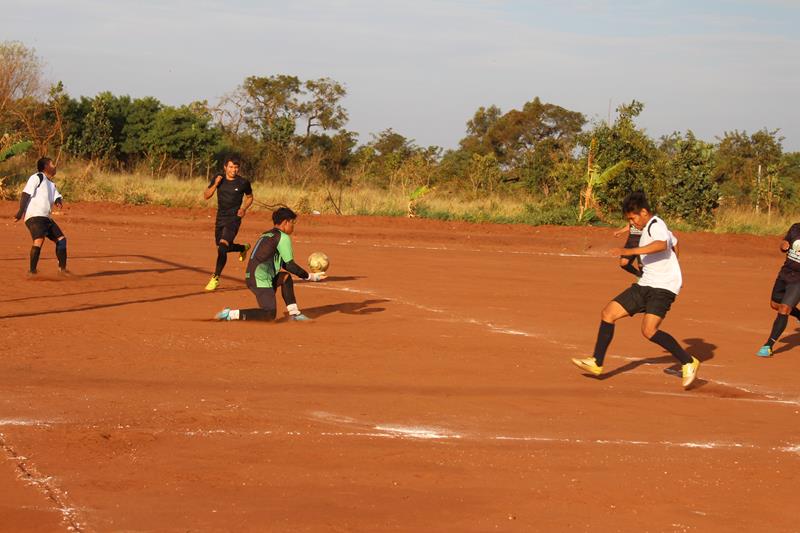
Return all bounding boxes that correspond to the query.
[657,132,719,227]
[0,140,33,162]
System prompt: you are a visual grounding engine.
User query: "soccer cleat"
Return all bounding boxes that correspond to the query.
[681,357,700,389]
[214,308,231,321]
[290,313,311,321]
[571,357,603,376]
[756,345,773,358]
[205,275,220,291]
[239,243,251,262]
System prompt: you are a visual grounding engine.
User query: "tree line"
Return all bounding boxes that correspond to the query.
[2,40,799,227]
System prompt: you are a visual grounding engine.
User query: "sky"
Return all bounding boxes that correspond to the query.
[3,0,799,150]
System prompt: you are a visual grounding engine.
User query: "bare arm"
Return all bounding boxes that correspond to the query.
[203,175,222,200]
[610,240,667,257]
[238,194,254,217]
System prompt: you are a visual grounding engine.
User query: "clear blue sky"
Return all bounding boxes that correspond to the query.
[3,0,799,150]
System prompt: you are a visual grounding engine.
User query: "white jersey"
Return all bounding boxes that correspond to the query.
[637,216,682,295]
[22,172,61,221]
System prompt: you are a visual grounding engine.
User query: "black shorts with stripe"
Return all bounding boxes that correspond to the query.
[770,277,800,308]
[613,283,676,319]
[25,216,64,241]
[214,216,242,245]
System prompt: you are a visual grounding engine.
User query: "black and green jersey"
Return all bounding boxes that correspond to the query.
[245,228,308,288]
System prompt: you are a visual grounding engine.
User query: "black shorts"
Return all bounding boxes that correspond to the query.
[620,234,641,260]
[770,277,800,308]
[250,285,278,313]
[613,283,676,318]
[25,217,64,241]
[214,217,242,245]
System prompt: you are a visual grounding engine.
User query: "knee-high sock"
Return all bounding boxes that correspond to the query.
[214,243,229,276]
[650,330,692,365]
[593,321,615,366]
[55,239,67,269]
[239,308,276,321]
[765,314,789,348]
[29,246,41,273]
[620,263,642,277]
[280,276,297,306]
[790,307,800,321]
[228,243,245,253]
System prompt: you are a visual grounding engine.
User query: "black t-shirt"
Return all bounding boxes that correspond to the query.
[210,174,252,223]
[779,223,800,283]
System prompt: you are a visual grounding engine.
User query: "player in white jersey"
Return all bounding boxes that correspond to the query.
[13,157,69,275]
[572,191,699,389]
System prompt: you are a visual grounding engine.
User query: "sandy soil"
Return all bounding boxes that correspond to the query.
[0,201,798,532]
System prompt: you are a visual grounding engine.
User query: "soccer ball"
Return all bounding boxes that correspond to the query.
[793,240,800,253]
[308,252,329,273]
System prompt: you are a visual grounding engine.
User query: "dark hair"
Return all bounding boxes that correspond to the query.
[272,207,297,225]
[223,155,241,166]
[37,157,52,172]
[622,191,650,214]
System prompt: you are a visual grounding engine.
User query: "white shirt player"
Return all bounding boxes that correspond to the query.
[637,215,682,295]
[21,173,62,221]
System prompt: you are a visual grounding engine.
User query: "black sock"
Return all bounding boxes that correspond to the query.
[240,308,276,321]
[280,275,296,306]
[29,246,41,273]
[228,243,245,253]
[620,263,642,277]
[214,244,229,276]
[592,321,615,366]
[650,330,693,365]
[790,308,800,321]
[765,314,789,348]
[56,245,67,270]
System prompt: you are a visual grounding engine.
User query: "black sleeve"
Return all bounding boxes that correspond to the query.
[283,260,309,279]
[243,180,253,195]
[15,192,31,220]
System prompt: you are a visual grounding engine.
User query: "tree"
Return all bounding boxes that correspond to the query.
[145,102,221,176]
[657,132,719,227]
[299,78,348,140]
[0,41,44,120]
[65,96,115,163]
[713,128,783,205]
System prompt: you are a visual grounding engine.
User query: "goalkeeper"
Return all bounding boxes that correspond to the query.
[214,207,326,322]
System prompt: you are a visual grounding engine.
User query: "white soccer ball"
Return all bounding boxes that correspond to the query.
[308,252,329,273]
[792,240,800,253]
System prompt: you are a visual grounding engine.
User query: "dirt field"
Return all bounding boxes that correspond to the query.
[0,201,798,532]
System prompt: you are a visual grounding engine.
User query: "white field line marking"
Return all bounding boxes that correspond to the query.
[0,419,52,427]
[781,444,800,454]
[373,425,462,440]
[0,431,84,532]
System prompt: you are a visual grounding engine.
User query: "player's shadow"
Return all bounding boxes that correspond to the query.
[322,276,364,282]
[277,299,389,321]
[771,329,800,356]
[83,267,184,278]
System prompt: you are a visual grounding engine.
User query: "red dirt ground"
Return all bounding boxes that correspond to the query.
[0,201,798,532]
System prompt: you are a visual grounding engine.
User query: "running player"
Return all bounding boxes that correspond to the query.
[614,221,643,277]
[572,191,700,389]
[214,207,326,322]
[203,156,254,291]
[13,157,69,275]
[755,223,800,357]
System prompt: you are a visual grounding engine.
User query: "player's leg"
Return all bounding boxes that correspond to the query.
[24,217,47,274]
[572,287,638,375]
[216,287,277,321]
[275,272,310,321]
[620,235,643,277]
[758,280,800,357]
[48,221,68,272]
[757,278,798,357]
[640,289,699,388]
[206,226,226,290]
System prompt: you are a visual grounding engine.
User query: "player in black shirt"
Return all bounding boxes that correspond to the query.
[203,156,254,290]
[756,223,800,357]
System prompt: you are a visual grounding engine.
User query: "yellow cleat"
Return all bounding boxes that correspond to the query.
[205,275,220,291]
[681,357,700,389]
[571,357,603,376]
[239,242,251,262]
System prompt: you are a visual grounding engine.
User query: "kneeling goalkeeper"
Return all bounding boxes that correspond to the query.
[214,207,326,322]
